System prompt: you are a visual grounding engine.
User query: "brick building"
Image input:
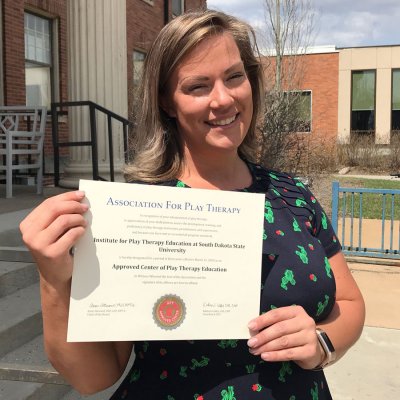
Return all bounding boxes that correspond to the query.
[264,44,400,146]
[264,46,339,141]
[0,0,205,185]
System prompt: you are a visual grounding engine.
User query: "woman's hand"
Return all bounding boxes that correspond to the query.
[20,191,88,288]
[247,305,324,370]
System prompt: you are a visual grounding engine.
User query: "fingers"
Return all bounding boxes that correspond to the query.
[19,191,90,288]
[247,306,317,364]
[33,215,87,256]
[20,191,87,234]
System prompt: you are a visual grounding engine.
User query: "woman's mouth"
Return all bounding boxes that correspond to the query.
[207,114,239,127]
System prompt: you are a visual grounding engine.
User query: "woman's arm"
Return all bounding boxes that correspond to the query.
[247,251,365,370]
[315,251,365,361]
[20,191,133,394]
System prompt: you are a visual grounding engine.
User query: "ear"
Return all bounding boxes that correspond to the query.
[160,94,177,118]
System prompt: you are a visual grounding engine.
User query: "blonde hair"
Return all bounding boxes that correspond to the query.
[124,9,264,182]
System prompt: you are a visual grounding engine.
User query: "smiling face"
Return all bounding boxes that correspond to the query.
[164,32,254,158]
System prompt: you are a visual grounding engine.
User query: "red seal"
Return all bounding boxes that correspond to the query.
[153,295,186,330]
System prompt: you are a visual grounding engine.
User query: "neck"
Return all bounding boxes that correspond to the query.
[179,150,252,190]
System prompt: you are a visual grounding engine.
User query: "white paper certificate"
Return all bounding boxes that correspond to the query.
[67,179,265,342]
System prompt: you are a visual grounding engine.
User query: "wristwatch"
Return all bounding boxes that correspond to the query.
[314,328,336,369]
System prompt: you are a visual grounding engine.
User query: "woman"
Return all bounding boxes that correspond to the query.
[20,10,365,399]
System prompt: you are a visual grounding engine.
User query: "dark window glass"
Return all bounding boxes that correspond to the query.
[351,70,375,132]
[172,0,184,17]
[392,70,400,131]
[283,91,312,132]
[24,12,52,108]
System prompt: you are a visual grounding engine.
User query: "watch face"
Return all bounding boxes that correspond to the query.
[318,330,335,353]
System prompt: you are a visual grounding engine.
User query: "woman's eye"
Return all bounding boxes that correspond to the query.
[189,85,205,91]
[229,73,244,80]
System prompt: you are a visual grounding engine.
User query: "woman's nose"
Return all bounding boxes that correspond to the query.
[209,82,234,109]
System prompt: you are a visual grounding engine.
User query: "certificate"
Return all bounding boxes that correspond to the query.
[67,179,265,342]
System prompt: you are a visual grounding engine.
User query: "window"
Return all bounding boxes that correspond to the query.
[351,70,375,132]
[133,50,146,88]
[24,12,52,108]
[392,69,400,131]
[284,91,312,132]
[172,0,184,17]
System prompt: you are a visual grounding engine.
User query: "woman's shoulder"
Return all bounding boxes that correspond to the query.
[247,162,308,194]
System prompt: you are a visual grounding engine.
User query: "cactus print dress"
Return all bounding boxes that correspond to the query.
[111,162,340,400]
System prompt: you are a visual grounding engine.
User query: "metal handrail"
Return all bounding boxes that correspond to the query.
[51,101,131,186]
[331,181,400,260]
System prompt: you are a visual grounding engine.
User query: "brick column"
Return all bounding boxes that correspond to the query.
[61,0,128,187]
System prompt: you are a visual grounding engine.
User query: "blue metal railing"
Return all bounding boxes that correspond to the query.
[331,181,400,259]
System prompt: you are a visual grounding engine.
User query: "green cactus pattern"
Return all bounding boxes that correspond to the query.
[264,200,274,223]
[218,340,238,349]
[324,257,332,278]
[221,385,236,400]
[321,212,328,229]
[316,295,330,317]
[293,218,301,232]
[278,361,293,383]
[281,269,296,290]
[295,245,309,264]
[129,369,140,383]
[295,198,307,207]
[311,381,319,399]
[190,356,210,370]
[245,364,256,373]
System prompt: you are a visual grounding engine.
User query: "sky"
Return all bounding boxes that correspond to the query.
[206,0,400,49]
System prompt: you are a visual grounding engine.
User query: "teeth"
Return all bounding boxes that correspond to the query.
[209,115,236,126]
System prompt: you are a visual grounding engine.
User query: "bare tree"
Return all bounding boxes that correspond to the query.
[258,0,317,174]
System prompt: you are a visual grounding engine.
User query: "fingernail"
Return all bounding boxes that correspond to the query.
[76,190,85,198]
[247,337,258,347]
[248,320,257,330]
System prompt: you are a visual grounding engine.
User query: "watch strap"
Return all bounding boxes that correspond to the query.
[313,328,336,369]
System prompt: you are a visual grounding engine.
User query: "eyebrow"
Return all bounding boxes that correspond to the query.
[179,61,245,84]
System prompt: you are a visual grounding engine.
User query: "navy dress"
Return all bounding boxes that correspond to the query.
[110,162,340,400]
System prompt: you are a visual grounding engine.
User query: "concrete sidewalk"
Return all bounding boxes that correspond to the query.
[1,184,399,399]
[325,261,400,399]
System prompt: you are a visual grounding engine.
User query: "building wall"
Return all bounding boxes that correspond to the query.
[263,51,339,141]
[1,0,206,180]
[2,0,69,172]
[338,46,400,144]
[126,0,205,119]
[302,52,339,140]
[2,0,68,106]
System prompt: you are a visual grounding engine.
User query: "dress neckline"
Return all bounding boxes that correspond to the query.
[175,160,267,192]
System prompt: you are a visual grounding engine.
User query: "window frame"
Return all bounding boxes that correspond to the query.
[391,68,400,132]
[132,49,146,89]
[24,10,59,109]
[283,90,312,133]
[171,0,185,18]
[350,69,376,134]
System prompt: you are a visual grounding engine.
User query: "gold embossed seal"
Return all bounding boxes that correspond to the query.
[153,294,186,330]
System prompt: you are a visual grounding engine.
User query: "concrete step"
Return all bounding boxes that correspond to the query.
[0,261,38,298]
[0,379,70,400]
[0,335,66,385]
[0,246,34,263]
[61,388,114,400]
[0,283,42,358]
[0,228,24,247]
[0,209,34,262]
